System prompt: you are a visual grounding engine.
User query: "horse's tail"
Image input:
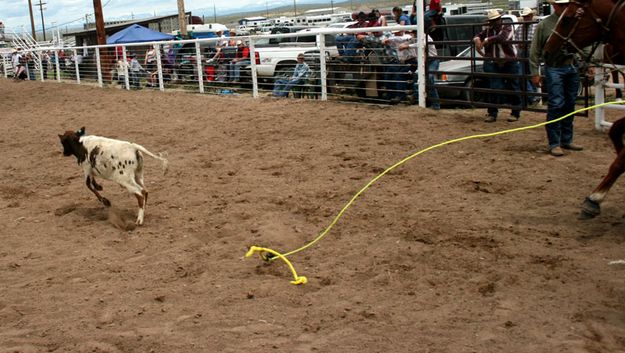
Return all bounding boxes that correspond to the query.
[608,116,625,154]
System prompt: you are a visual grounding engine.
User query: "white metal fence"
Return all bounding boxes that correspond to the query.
[594,64,625,131]
[1,25,433,107]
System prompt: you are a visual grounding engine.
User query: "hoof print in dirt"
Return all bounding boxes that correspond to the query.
[54,204,77,217]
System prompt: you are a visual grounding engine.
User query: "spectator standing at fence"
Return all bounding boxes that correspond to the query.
[272,53,310,97]
[12,48,26,81]
[515,7,538,105]
[41,51,49,80]
[115,59,128,86]
[145,46,158,87]
[336,12,368,62]
[383,31,415,104]
[129,53,144,89]
[228,40,250,82]
[368,9,387,37]
[70,52,83,79]
[26,53,35,81]
[530,0,584,157]
[406,33,440,109]
[393,6,411,28]
[473,9,522,123]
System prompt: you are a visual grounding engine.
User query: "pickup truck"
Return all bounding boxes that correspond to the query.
[250,28,340,80]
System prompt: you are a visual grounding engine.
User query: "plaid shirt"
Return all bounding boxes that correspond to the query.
[514,22,536,42]
[474,23,518,60]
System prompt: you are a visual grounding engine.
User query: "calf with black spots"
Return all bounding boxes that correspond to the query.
[58,127,168,225]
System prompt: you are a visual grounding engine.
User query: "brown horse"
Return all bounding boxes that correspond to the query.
[543,0,625,64]
[543,0,625,219]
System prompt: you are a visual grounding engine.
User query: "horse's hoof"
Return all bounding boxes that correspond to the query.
[579,198,600,220]
[578,209,597,220]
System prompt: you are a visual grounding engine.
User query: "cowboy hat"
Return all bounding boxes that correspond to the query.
[549,0,571,4]
[486,9,502,21]
[520,7,535,16]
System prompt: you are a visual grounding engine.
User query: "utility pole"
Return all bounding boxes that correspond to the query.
[266,1,269,17]
[27,0,36,40]
[177,0,187,36]
[35,1,46,41]
[213,3,217,23]
[92,0,106,45]
[330,0,334,13]
[93,0,110,82]
[294,0,297,16]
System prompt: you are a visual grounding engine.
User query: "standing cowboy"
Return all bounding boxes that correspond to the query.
[473,9,522,123]
[530,0,584,157]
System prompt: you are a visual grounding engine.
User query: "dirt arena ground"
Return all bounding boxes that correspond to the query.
[1,79,624,353]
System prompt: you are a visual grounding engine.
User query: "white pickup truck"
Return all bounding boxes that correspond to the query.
[250,28,340,79]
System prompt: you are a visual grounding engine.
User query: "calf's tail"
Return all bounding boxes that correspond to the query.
[133,144,169,174]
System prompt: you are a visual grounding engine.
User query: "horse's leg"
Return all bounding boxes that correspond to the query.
[609,117,625,154]
[580,117,625,219]
[580,149,625,219]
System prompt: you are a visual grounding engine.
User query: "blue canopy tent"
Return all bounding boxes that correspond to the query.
[107,24,175,44]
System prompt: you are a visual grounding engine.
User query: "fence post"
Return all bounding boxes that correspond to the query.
[2,55,7,78]
[55,50,61,82]
[195,41,204,93]
[249,37,259,98]
[38,51,44,81]
[95,47,103,87]
[317,34,328,101]
[594,67,605,131]
[73,49,81,84]
[416,0,426,108]
[122,46,130,90]
[155,44,164,91]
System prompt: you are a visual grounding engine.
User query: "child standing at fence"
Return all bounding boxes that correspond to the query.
[129,53,144,89]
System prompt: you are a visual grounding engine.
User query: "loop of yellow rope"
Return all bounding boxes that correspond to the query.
[245,101,624,285]
[244,246,308,285]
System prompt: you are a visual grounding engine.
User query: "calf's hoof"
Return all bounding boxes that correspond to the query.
[94,184,103,191]
[135,217,144,226]
[578,198,600,220]
[102,198,112,207]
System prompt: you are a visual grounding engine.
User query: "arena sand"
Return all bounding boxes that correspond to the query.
[0,79,624,352]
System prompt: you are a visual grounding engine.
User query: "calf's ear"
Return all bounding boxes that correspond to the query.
[77,127,85,136]
[58,134,64,140]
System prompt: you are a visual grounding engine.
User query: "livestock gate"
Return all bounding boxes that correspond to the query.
[428,17,590,116]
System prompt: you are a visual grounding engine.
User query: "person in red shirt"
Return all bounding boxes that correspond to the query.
[228,40,250,82]
[429,0,442,14]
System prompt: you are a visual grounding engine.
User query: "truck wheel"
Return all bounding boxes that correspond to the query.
[273,65,294,81]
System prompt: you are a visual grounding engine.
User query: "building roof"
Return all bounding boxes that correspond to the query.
[63,12,188,37]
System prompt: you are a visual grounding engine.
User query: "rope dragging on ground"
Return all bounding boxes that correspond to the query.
[245,101,625,285]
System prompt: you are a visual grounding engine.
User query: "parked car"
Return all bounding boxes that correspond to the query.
[434,46,487,102]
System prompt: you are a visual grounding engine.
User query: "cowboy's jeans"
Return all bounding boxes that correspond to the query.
[544,65,579,149]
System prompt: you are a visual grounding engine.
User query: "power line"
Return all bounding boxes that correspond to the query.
[32,0,113,32]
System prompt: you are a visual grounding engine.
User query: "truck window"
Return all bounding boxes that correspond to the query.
[297,35,316,43]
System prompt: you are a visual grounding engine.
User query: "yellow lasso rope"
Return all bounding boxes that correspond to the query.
[245,100,624,285]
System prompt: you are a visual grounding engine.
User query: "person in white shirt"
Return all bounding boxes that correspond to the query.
[12,49,26,80]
